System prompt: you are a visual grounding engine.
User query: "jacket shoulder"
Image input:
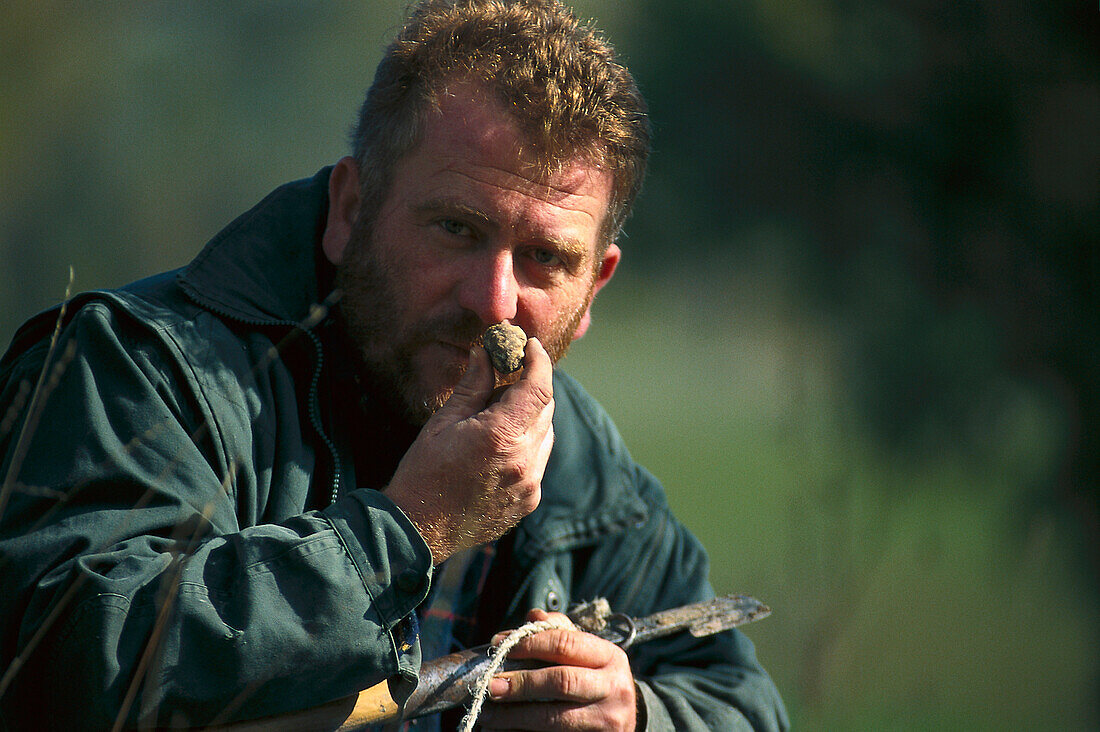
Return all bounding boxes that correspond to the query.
[515,371,652,555]
[549,371,670,508]
[550,370,630,465]
[0,272,256,437]
[0,278,173,379]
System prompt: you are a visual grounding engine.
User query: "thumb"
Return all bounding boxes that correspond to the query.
[438,345,494,418]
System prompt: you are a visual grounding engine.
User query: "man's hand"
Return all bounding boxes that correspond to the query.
[385,337,555,564]
[479,608,639,731]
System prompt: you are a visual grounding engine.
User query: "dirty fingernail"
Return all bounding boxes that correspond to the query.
[489,676,510,699]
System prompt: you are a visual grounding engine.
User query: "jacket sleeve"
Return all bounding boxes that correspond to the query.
[0,301,431,729]
[574,465,789,731]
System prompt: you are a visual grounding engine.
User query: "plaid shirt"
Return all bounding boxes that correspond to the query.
[389,542,498,731]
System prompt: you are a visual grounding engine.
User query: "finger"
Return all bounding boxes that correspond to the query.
[438,345,494,418]
[525,418,554,486]
[525,607,555,623]
[490,665,610,704]
[515,380,554,445]
[505,628,623,669]
[491,609,568,646]
[478,700,587,731]
[493,337,554,419]
[523,334,551,372]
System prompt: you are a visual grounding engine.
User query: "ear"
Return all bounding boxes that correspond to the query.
[321,156,361,265]
[572,242,621,341]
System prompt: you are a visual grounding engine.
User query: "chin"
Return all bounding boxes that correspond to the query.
[425,352,468,389]
[403,376,459,424]
[396,346,472,422]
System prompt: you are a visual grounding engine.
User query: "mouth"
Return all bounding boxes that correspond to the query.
[429,341,476,376]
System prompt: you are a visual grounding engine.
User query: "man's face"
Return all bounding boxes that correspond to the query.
[324,83,619,425]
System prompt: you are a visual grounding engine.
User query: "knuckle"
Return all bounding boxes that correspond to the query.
[519,482,541,509]
[531,381,554,407]
[495,458,522,484]
[551,629,583,659]
[604,708,630,731]
[550,666,581,698]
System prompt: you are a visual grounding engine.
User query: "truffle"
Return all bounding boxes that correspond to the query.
[482,323,527,374]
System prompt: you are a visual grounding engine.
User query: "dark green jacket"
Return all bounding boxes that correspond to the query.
[0,169,787,730]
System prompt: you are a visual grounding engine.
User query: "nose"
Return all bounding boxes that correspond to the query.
[457,250,519,325]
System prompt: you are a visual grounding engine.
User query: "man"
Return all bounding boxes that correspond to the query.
[0,1,787,729]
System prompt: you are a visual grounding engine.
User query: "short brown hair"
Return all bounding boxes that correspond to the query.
[350,0,651,246]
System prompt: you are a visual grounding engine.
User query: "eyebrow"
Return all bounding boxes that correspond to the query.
[539,234,589,263]
[413,198,495,230]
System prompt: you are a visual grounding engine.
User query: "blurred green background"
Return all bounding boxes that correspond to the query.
[1,1,1096,728]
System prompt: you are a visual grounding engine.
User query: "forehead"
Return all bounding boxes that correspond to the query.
[403,83,614,228]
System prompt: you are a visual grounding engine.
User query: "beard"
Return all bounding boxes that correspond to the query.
[333,218,591,426]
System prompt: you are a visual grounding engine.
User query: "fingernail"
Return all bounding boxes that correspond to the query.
[489,676,509,699]
[490,632,505,646]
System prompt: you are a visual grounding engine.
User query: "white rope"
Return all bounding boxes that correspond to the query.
[458,615,575,732]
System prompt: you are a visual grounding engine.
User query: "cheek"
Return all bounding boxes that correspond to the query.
[524,282,591,331]
[379,242,454,312]
[407,264,459,313]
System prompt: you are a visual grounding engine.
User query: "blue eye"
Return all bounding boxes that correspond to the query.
[440,219,471,236]
[531,248,562,267]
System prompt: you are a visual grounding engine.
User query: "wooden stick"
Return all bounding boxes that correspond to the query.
[206,680,397,732]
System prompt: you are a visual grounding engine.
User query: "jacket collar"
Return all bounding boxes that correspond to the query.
[178,167,333,325]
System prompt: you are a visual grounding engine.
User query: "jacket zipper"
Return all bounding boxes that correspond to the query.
[181,296,343,506]
[301,327,342,505]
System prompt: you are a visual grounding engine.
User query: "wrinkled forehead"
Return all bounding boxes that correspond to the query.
[418,82,613,209]
[423,78,612,192]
